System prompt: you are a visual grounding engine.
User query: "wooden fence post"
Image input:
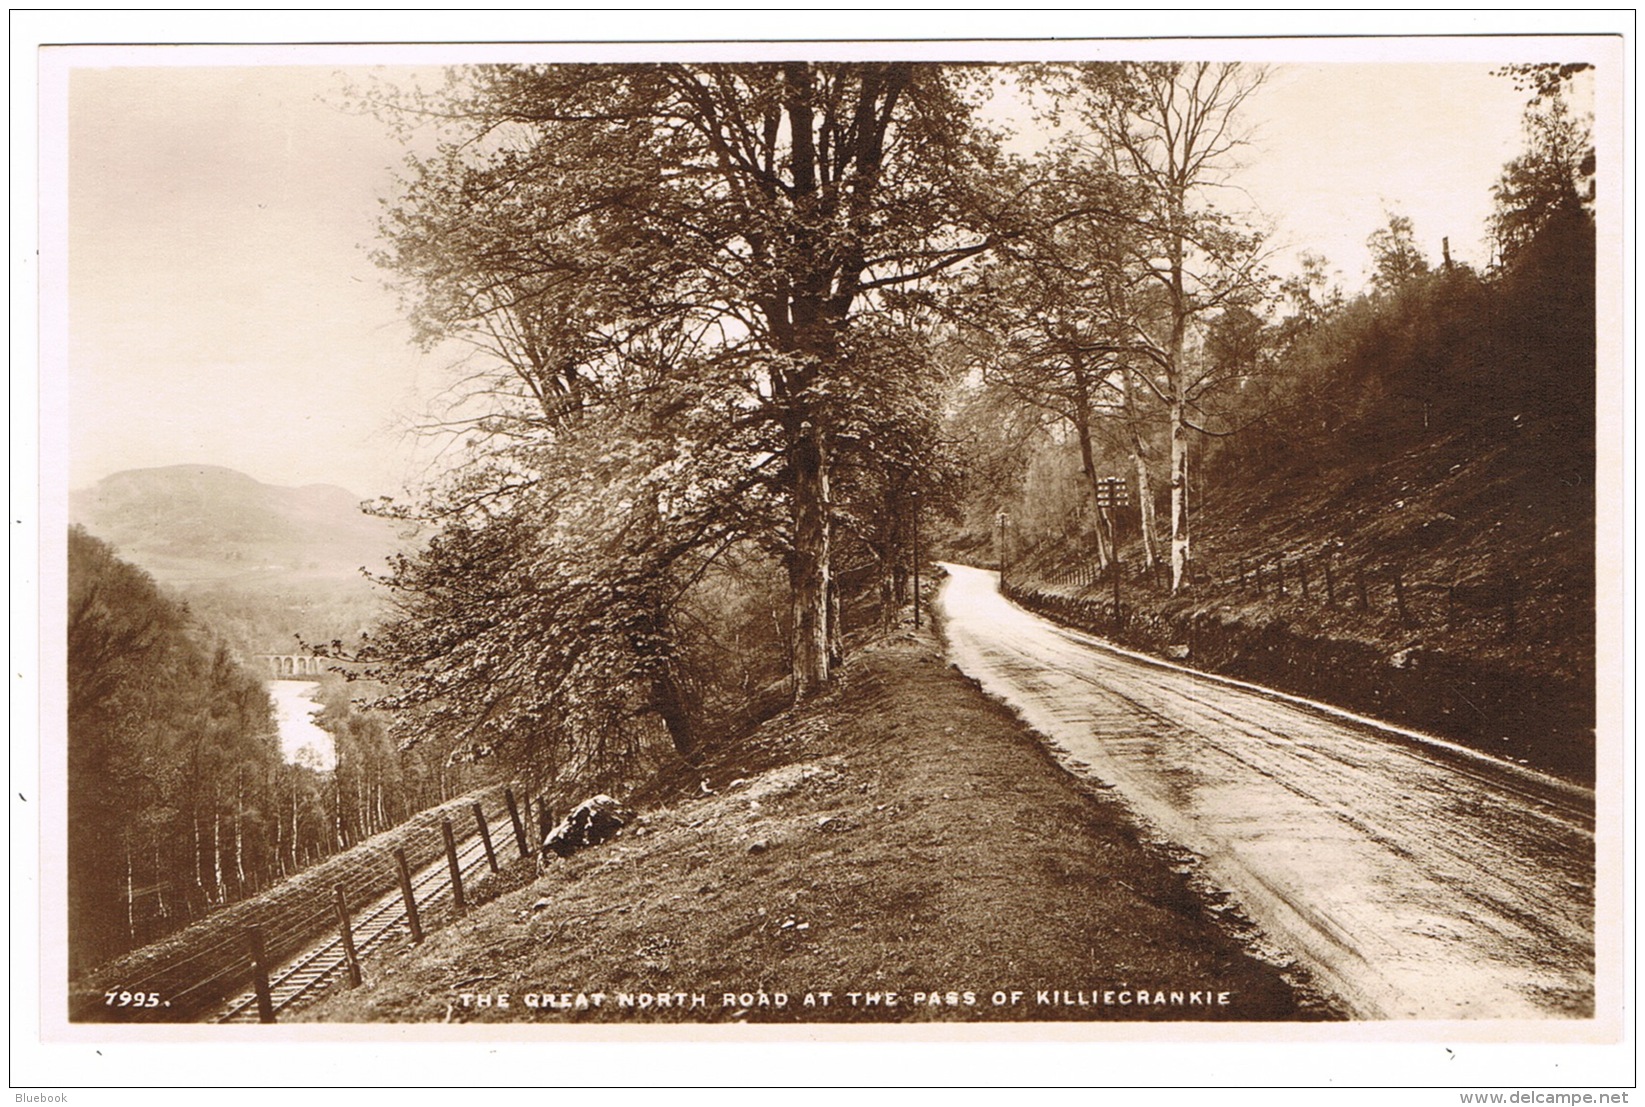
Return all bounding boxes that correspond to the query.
[1392,568,1411,626]
[473,803,499,873]
[442,817,466,914]
[1356,566,1370,611]
[1276,558,1287,596]
[393,847,423,944]
[1323,556,1336,606]
[504,787,530,859]
[537,797,554,852]
[333,885,362,988]
[1255,563,1266,597]
[244,925,275,1024]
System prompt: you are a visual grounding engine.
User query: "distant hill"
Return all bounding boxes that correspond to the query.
[70,464,405,588]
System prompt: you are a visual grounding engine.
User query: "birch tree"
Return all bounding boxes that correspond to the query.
[1072,62,1270,590]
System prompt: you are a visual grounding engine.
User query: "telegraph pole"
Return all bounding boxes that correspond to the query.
[998,510,1008,583]
[1095,478,1127,625]
[911,489,922,628]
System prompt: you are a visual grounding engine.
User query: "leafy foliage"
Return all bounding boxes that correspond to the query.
[66,527,470,974]
[357,62,1006,788]
[1489,65,1595,267]
[949,62,1595,617]
[944,62,1272,584]
[1367,212,1430,294]
[356,59,1597,801]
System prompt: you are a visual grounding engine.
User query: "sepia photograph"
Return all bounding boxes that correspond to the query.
[15,11,1631,1094]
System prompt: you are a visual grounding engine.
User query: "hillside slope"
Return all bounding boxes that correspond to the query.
[301,627,1335,1024]
[70,464,408,655]
[70,464,403,586]
[998,409,1596,782]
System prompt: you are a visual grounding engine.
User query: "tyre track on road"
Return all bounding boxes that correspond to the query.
[938,563,1594,1020]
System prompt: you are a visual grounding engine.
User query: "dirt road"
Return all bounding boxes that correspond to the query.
[937,563,1594,1019]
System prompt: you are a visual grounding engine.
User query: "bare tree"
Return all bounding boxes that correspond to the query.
[1072,62,1271,590]
[964,229,1141,569]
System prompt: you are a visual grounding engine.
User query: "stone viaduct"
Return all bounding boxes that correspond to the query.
[256,654,327,679]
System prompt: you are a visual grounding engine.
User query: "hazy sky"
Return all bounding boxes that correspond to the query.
[65,65,450,499]
[54,50,1595,499]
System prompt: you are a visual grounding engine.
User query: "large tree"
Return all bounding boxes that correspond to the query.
[1487,63,1596,423]
[959,195,1159,570]
[1067,62,1271,590]
[373,63,1007,702]
[1489,63,1595,266]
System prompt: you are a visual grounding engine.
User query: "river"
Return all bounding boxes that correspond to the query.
[269,679,337,772]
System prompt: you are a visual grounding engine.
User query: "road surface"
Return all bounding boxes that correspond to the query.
[937,563,1594,1019]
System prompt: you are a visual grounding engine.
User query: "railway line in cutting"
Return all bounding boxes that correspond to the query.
[216,830,495,1022]
[72,786,528,1024]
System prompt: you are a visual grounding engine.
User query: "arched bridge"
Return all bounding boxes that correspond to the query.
[257,654,327,679]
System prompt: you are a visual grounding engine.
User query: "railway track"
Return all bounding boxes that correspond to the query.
[215,826,497,1022]
[72,786,522,1024]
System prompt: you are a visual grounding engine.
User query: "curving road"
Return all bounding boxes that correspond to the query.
[937,563,1594,1019]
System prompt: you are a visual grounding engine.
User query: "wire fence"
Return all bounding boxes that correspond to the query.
[71,783,546,1024]
[1015,542,1523,641]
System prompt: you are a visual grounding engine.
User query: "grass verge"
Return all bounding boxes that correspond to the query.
[301,625,1338,1025]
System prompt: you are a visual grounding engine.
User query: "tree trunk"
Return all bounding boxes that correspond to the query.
[125,840,136,944]
[827,576,844,669]
[1169,377,1190,591]
[651,662,696,758]
[154,845,168,920]
[1122,368,1161,568]
[335,778,346,850]
[788,421,832,697]
[777,63,844,700]
[234,767,245,889]
[193,807,205,894]
[1166,195,1192,593]
[1074,416,1114,569]
[273,791,285,877]
[1070,359,1112,569]
[211,810,224,904]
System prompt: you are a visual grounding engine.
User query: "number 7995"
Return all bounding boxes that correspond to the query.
[105,991,164,1008]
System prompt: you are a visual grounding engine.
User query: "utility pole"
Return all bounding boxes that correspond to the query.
[912,489,922,628]
[998,510,1008,584]
[1095,478,1126,625]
